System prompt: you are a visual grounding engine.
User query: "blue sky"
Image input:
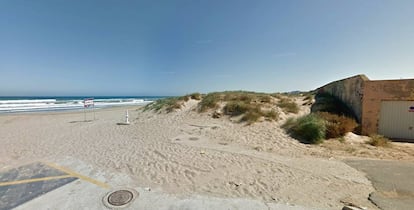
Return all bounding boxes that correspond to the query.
[1,0,413,96]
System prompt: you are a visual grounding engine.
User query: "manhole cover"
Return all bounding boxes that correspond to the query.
[103,188,138,209]
[108,190,133,206]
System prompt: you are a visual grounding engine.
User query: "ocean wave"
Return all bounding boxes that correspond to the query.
[0,99,56,104]
[0,97,153,113]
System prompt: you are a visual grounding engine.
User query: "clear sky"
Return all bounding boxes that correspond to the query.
[1,0,413,96]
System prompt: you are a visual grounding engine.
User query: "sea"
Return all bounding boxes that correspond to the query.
[0,96,163,113]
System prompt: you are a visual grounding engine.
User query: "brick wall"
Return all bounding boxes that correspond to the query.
[362,79,414,135]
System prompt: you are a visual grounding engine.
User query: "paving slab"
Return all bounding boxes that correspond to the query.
[0,162,78,210]
[345,159,414,210]
[0,162,67,182]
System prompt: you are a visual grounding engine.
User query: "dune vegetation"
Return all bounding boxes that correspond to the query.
[144,91,396,148]
[283,114,326,144]
[144,91,302,124]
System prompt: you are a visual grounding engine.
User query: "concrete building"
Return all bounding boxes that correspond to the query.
[317,74,414,140]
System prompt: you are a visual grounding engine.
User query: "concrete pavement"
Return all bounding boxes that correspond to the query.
[345,159,414,210]
[1,157,316,210]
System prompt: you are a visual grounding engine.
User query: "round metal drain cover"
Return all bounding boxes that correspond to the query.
[103,188,138,209]
[108,190,133,206]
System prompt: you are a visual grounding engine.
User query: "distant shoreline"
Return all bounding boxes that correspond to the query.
[0,96,159,114]
[0,104,146,116]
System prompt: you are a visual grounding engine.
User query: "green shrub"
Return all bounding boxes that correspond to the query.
[271,93,283,99]
[199,93,220,112]
[284,114,326,144]
[264,110,278,120]
[278,98,299,114]
[180,95,190,102]
[166,100,182,112]
[259,95,272,103]
[241,111,262,124]
[222,91,254,103]
[368,135,391,147]
[224,102,275,124]
[239,94,253,103]
[317,112,358,138]
[223,101,251,116]
[189,92,202,100]
[144,97,182,112]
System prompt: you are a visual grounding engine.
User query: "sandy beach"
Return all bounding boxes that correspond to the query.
[1,100,413,209]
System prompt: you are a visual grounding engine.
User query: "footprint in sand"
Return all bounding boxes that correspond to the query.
[189,137,199,141]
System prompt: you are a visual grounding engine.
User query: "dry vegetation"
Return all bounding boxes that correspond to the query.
[277,97,300,114]
[144,91,303,124]
[368,134,391,147]
[143,93,202,113]
[317,112,358,139]
[282,111,359,144]
[279,90,364,144]
[142,91,411,160]
[146,91,394,149]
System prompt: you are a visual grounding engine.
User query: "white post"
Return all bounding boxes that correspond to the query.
[125,110,130,124]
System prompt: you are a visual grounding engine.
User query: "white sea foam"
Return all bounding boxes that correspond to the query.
[0,97,153,113]
[0,99,56,104]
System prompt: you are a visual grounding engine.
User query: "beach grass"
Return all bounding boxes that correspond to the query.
[277,97,299,114]
[189,92,202,100]
[198,93,221,112]
[144,90,314,124]
[143,97,182,112]
[223,101,252,116]
[283,114,326,144]
[368,134,391,147]
[144,93,202,112]
[199,91,281,124]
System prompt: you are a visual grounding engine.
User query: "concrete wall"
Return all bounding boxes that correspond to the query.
[317,75,369,122]
[361,79,414,135]
[317,74,414,137]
